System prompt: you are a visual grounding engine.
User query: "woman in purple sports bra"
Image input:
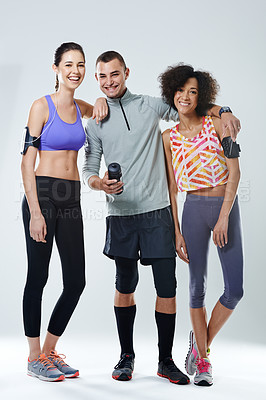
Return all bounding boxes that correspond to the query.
[21,42,107,381]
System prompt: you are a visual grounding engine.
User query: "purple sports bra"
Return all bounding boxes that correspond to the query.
[38,95,86,151]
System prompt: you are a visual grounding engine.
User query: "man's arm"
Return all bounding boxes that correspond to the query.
[82,121,103,187]
[208,105,241,141]
[82,121,123,194]
[144,96,179,122]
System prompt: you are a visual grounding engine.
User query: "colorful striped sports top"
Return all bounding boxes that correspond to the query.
[169,116,229,192]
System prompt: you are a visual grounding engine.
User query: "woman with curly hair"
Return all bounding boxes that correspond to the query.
[159,64,244,386]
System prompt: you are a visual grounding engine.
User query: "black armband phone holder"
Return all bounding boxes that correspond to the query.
[21,126,40,155]
[221,136,241,158]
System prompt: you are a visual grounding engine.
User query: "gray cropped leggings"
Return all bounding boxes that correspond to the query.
[182,194,243,310]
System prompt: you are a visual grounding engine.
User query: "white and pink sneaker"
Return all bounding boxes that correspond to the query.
[194,357,213,386]
[185,331,199,375]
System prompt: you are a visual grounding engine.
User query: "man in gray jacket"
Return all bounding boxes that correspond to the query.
[82,51,240,384]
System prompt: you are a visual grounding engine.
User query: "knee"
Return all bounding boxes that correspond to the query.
[152,258,177,298]
[24,272,49,298]
[65,276,86,297]
[155,277,177,298]
[220,287,244,310]
[115,270,139,294]
[189,282,206,308]
[76,278,86,296]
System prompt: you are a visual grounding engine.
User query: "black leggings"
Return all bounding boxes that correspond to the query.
[115,257,176,298]
[22,176,86,337]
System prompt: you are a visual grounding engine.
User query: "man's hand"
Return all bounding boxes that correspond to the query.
[92,97,109,124]
[100,171,124,194]
[221,113,241,142]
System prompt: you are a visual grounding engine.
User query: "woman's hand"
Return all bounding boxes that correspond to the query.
[213,216,229,248]
[176,233,189,263]
[30,212,47,243]
[92,97,109,124]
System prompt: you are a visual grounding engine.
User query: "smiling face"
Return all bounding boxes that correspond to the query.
[174,77,199,115]
[53,50,85,91]
[95,58,129,98]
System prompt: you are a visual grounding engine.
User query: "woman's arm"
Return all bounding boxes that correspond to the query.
[76,98,108,123]
[21,99,47,243]
[162,130,189,263]
[212,117,241,248]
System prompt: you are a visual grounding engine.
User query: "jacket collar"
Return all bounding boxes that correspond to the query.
[107,89,133,105]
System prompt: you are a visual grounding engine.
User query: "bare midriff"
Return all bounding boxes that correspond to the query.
[35,150,80,181]
[188,184,226,197]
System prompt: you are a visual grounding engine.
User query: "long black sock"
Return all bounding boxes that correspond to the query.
[155,310,176,362]
[114,305,136,357]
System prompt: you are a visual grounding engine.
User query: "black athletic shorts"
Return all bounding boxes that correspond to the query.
[103,206,176,264]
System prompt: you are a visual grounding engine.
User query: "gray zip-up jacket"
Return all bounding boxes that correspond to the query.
[82,89,179,216]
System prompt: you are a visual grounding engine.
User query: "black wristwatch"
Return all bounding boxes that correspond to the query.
[219,106,232,118]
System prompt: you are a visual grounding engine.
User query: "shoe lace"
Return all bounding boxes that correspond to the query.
[49,351,68,367]
[38,354,56,370]
[114,354,133,369]
[196,358,211,373]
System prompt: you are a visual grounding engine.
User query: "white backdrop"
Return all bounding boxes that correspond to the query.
[0,0,265,347]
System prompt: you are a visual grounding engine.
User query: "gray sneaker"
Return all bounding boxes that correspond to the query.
[194,357,213,386]
[185,331,199,375]
[48,350,79,378]
[112,353,134,381]
[27,353,65,382]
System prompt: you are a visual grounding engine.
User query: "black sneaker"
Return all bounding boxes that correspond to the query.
[112,353,134,381]
[157,357,190,385]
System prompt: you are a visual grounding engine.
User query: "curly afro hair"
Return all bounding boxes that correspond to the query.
[158,63,220,116]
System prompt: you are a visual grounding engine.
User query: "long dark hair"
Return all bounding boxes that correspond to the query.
[54,42,85,91]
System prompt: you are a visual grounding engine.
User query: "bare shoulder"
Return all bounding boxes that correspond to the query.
[27,96,48,133]
[211,116,223,140]
[162,128,171,139]
[31,96,48,112]
[75,98,93,117]
[29,97,48,120]
[162,129,172,152]
[75,98,88,108]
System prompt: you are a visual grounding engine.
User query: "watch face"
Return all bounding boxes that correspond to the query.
[219,106,232,117]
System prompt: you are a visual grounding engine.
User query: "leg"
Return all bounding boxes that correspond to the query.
[190,307,208,358]
[156,296,176,313]
[27,337,42,361]
[114,289,135,307]
[42,332,60,355]
[151,258,189,385]
[182,198,211,359]
[22,195,56,360]
[207,197,244,348]
[207,301,233,348]
[114,256,138,357]
[43,202,86,349]
[151,258,177,361]
[112,257,138,381]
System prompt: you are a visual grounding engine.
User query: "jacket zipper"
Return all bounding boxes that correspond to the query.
[119,99,130,131]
